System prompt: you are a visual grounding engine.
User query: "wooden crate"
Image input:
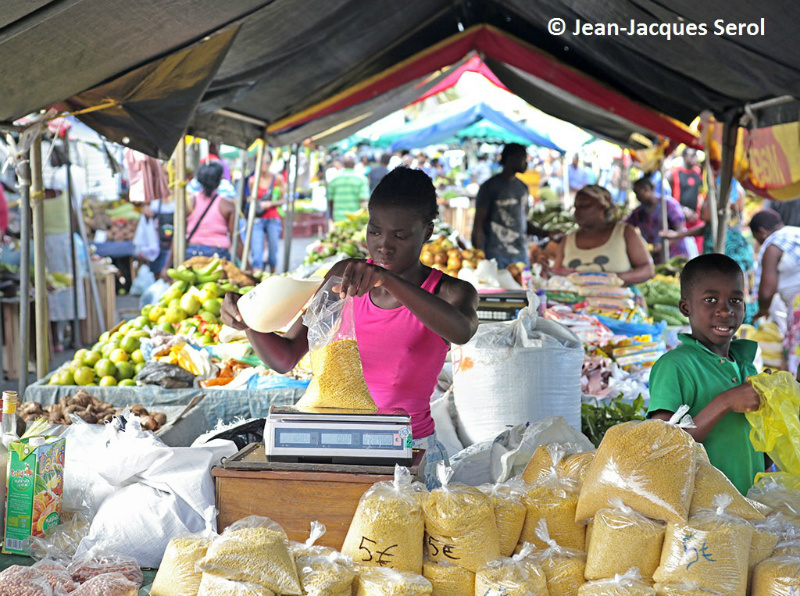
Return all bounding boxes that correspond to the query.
[212,444,413,549]
[80,269,118,344]
[1,297,50,380]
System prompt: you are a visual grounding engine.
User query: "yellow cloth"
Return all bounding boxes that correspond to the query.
[43,192,70,236]
[563,221,632,273]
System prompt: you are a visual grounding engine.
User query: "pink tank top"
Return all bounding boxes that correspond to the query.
[352,266,448,439]
[186,191,231,249]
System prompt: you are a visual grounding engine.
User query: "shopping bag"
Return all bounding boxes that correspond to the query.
[746,371,800,476]
[133,214,160,262]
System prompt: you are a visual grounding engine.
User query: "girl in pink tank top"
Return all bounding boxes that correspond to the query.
[222,167,479,487]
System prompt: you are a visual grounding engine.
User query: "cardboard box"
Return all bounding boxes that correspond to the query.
[3,437,65,554]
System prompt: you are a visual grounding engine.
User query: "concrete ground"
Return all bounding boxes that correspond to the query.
[5,235,317,396]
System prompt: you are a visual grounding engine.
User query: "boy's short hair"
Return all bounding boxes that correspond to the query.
[680,254,743,300]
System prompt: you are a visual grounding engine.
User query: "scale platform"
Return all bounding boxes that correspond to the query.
[265,405,414,466]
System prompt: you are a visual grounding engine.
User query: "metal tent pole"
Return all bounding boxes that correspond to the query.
[17,150,32,396]
[659,158,669,264]
[30,136,49,379]
[242,141,265,271]
[173,137,187,265]
[64,136,81,348]
[282,144,301,273]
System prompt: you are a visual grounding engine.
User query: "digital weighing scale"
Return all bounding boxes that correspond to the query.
[264,405,414,466]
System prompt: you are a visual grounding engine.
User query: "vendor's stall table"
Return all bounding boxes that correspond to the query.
[90,241,133,293]
[213,444,422,549]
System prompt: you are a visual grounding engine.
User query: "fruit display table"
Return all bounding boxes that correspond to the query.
[23,381,307,428]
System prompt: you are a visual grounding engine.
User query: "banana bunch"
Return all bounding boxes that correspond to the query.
[167,258,224,285]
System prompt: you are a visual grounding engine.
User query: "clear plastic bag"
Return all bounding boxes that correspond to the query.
[67,552,143,587]
[518,470,585,551]
[690,458,764,520]
[474,543,549,596]
[342,466,426,573]
[422,558,475,596]
[196,515,301,595]
[747,472,800,521]
[751,555,800,595]
[576,408,698,524]
[578,568,657,595]
[521,442,591,485]
[423,464,500,573]
[70,572,138,596]
[296,277,376,411]
[478,479,527,557]
[746,371,800,476]
[196,573,275,595]
[30,560,77,593]
[653,583,722,595]
[24,511,91,564]
[296,551,355,596]
[290,521,337,559]
[354,566,433,596]
[653,495,754,596]
[0,565,54,596]
[529,521,587,596]
[748,520,781,591]
[151,506,216,596]
[585,498,666,582]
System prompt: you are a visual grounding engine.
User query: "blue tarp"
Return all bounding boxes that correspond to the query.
[388,103,564,152]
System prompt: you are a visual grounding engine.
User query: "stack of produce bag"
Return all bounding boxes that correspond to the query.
[474,543,548,595]
[478,480,527,557]
[342,466,426,573]
[518,465,585,551]
[578,568,656,596]
[569,272,635,312]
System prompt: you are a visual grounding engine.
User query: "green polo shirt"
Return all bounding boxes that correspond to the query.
[648,333,764,495]
[327,169,369,222]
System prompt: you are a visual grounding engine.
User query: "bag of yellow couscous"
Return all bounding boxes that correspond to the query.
[296,276,376,411]
[529,520,586,596]
[653,495,754,596]
[354,566,433,595]
[422,558,475,596]
[521,442,594,486]
[296,551,356,596]
[751,555,800,595]
[747,472,800,522]
[474,543,549,596]
[653,583,722,595]
[151,507,217,596]
[196,515,301,595]
[290,521,338,559]
[576,407,697,524]
[423,463,500,573]
[578,568,657,596]
[518,469,585,551]
[342,465,427,574]
[196,573,276,595]
[585,498,666,582]
[690,458,764,520]
[478,479,527,557]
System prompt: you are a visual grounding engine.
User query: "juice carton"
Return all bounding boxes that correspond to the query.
[2,436,65,554]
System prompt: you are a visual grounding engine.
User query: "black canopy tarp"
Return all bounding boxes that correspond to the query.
[2,0,799,155]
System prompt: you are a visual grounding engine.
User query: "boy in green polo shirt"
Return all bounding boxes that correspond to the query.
[648,253,763,494]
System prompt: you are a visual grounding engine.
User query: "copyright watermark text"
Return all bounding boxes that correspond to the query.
[547,18,766,40]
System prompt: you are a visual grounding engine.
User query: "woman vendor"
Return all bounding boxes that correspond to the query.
[554,184,655,286]
[221,168,479,487]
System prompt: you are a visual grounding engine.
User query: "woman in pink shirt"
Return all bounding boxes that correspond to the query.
[222,168,479,487]
[185,161,237,260]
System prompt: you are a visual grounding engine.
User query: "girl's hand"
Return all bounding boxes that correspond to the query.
[335,260,389,298]
[220,292,248,330]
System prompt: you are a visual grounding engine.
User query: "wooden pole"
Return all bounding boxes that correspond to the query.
[17,150,31,395]
[716,114,739,254]
[64,136,82,348]
[282,144,301,273]
[242,141,265,271]
[30,135,49,378]
[173,136,187,265]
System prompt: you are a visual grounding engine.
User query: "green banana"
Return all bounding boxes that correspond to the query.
[238,285,254,294]
[195,270,223,284]
[167,268,196,283]
[196,258,221,276]
[169,280,188,293]
[219,282,239,293]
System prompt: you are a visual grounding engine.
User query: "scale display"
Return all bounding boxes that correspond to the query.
[276,428,402,450]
